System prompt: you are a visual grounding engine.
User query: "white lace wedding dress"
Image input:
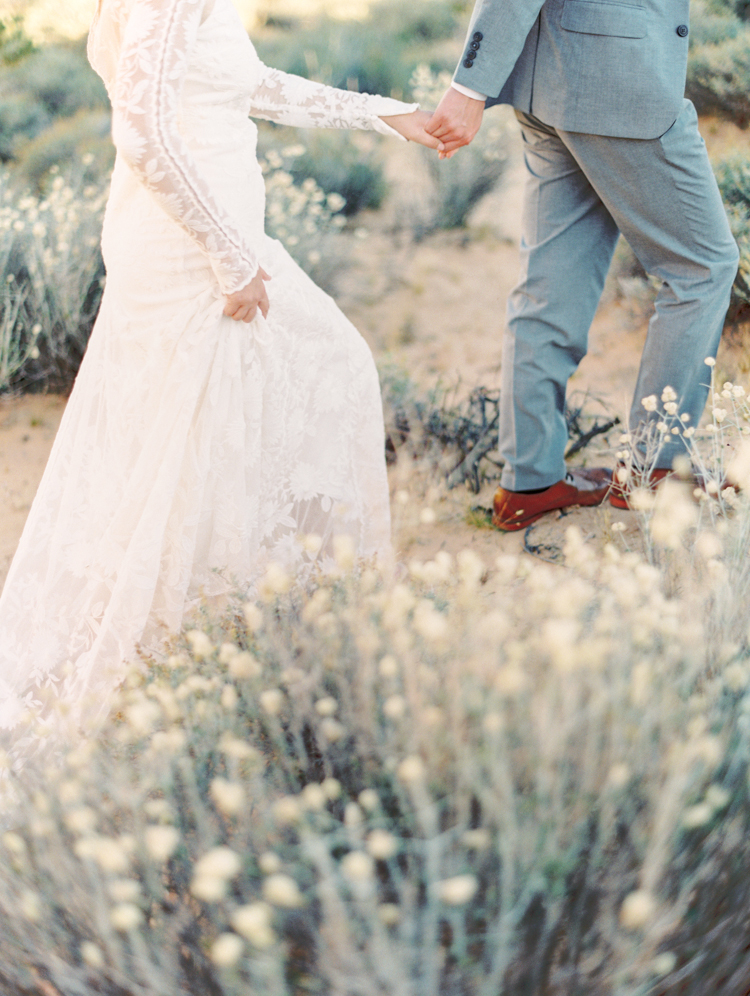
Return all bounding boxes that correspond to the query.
[0,0,413,770]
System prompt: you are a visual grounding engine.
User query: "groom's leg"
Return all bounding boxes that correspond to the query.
[500,111,621,491]
[558,100,739,470]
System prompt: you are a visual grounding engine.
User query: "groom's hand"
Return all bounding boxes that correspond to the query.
[426,88,484,157]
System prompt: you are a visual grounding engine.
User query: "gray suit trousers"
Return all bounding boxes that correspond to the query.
[500,99,740,490]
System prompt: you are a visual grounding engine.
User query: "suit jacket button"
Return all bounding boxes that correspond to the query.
[676,23,688,36]
[470,39,480,50]
[463,58,474,68]
[473,31,483,41]
[466,49,477,60]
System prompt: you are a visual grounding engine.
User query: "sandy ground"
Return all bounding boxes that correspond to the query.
[1,115,750,590]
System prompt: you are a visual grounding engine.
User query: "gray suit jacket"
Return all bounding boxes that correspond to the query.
[453,0,691,139]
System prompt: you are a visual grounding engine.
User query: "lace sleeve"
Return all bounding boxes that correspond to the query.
[111,0,259,295]
[248,64,419,139]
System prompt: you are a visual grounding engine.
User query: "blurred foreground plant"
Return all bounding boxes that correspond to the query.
[1,505,750,992]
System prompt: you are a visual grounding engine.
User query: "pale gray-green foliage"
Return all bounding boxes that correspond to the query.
[400,65,509,238]
[0,163,108,393]
[1,498,749,994]
[0,40,108,164]
[687,1,750,123]
[713,153,750,306]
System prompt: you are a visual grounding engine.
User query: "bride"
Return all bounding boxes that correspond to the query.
[0,0,439,765]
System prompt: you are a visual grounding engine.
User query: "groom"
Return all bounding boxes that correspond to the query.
[426,0,739,530]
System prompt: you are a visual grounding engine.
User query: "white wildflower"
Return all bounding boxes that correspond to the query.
[218,642,240,664]
[383,694,407,719]
[367,830,398,860]
[263,873,303,908]
[110,903,142,932]
[333,534,356,570]
[457,548,484,587]
[320,717,346,742]
[229,652,262,679]
[211,933,244,967]
[322,777,342,800]
[273,796,302,824]
[186,630,214,659]
[260,562,291,598]
[20,890,41,921]
[144,825,180,863]
[210,779,246,816]
[620,890,656,929]
[397,755,426,785]
[341,851,375,882]
[243,602,264,632]
[436,875,478,905]
[260,688,285,716]
[232,902,276,948]
[378,903,400,926]
[315,696,338,717]
[413,600,449,644]
[641,395,658,412]
[462,829,491,850]
[221,685,239,710]
[3,831,28,856]
[301,783,327,811]
[607,764,631,789]
[108,879,140,903]
[378,655,399,678]
[705,784,730,811]
[683,803,713,829]
[191,875,229,902]
[344,802,364,826]
[358,789,379,811]
[81,942,104,968]
[258,852,282,874]
[195,847,242,882]
[652,952,677,976]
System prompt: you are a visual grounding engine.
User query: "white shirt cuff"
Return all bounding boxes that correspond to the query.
[451,81,487,101]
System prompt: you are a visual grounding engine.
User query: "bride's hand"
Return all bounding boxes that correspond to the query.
[379,109,444,150]
[224,267,271,323]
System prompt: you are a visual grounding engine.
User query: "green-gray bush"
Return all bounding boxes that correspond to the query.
[713,153,750,309]
[402,65,509,236]
[257,127,387,218]
[11,110,114,193]
[0,40,109,165]
[6,41,109,119]
[284,133,387,217]
[254,0,462,99]
[0,17,35,67]
[687,33,750,124]
[0,95,50,163]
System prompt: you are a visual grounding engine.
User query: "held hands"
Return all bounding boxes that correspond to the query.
[378,109,443,150]
[425,87,484,158]
[224,267,271,323]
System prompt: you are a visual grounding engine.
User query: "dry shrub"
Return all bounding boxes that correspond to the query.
[0,496,749,994]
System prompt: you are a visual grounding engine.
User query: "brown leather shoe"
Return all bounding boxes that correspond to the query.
[492,467,613,531]
[608,467,672,509]
[609,465,733,509]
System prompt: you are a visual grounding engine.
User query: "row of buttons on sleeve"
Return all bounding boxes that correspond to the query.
[463,31,483,69]
[462,24,687,68]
